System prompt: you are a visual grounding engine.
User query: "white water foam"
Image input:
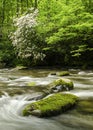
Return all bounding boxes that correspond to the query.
[0,94,66,130]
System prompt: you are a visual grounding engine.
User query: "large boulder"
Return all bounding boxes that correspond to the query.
[22,93,78,117]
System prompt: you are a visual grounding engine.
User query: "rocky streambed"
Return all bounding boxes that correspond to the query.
[0,68,93,130]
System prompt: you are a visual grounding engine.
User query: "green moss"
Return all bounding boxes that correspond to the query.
[50,71,70,76]
[57,71,70,76]
[49,78,74,92]
[53,78,73,87]
[27,78,74,94]
[23,93,78,117]
[28,82,36,87]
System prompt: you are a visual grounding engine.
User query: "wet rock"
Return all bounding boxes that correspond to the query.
[51,85,62,93]
[57,71,70,76]
[23,93,78,117]
[7,89,25,96]
[27,78,74,95]
[49,71,70,76]
[0,91,3,97]
[48,78,74,93]
[11,66,28,71]
[50,72,57,75]
[27,92,45,101]
[31,109,41,117]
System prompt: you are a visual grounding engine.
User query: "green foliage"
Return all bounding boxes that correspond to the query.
[0,40,16,67]
[10,8,46,65]
[23,93,78,117]
[0,0,93,67]
[0,0,38,67]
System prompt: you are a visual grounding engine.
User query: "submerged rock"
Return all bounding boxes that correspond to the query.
[50,71,70,76]
[6,89,25,96]
[77,99,93,114]
[0,91,3,97]
[57,71,70,76]
[23,93,78,117]
[11,66,28,71]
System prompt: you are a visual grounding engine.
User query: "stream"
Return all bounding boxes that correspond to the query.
[0,68,93,130]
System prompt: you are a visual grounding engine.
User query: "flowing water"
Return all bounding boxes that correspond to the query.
[0,68,93,130]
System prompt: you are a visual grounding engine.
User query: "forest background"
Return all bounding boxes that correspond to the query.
[0,0,93,68]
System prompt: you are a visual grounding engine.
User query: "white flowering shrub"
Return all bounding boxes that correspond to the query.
[10,8,44,61]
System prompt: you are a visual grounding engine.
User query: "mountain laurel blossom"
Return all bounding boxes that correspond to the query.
[10,9,45,60]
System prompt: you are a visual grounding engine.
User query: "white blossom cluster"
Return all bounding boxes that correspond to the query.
[10,8,44,60]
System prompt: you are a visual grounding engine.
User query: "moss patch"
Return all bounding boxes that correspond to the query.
[50,71,70,76]
[27,78,74,94]
[49,78,74,93]
[23,93,78,117]
[28,82,36,87]
[57,71,70,76]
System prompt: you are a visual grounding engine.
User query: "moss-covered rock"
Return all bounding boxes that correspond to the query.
[23,93,78,117]
[50,71,70,76]
[57,71,70,76]
[27,78,74,94]
[48,78,74,93]
[28,82,36,87]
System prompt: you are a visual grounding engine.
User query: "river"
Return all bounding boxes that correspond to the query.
[0,68,93,130]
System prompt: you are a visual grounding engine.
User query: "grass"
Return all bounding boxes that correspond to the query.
[23,93,78,117]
